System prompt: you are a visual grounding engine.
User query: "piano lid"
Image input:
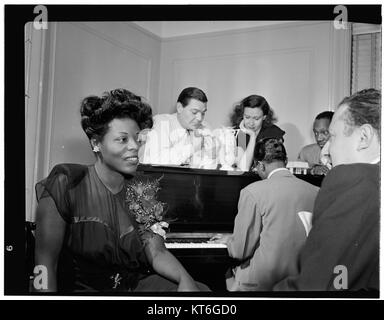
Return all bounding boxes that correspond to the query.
[136,164,260,233]
[136,165,323,233]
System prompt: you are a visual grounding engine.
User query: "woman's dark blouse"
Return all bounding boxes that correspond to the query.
[35,164,151,292]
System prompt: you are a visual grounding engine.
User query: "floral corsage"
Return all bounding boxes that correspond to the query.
[125,176,169,240]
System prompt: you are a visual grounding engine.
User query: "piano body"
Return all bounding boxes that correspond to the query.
[136,164,323,291]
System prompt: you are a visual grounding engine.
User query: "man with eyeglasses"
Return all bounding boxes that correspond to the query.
[274,88,380,292]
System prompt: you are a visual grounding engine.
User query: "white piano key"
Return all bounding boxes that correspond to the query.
[165,242,227,249]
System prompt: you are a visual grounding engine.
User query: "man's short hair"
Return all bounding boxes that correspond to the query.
[338,88,381,137]
[177,87,208,107]
[315,111,334,122]
[254,138,287,164]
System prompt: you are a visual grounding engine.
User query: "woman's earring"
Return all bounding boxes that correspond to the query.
[93,146,100,153]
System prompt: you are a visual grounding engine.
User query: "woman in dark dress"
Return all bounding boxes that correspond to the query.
[231,95,285,171]
[33,88,209,292]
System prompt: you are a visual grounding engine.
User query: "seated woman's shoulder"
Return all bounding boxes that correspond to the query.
[47,163,89,184]
[36,163,89,206]
[50,163,88,174]
[261,124,285,139]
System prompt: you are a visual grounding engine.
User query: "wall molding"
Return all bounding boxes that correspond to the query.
[169,46,314,109]
[161,21,326,43]
[124,21,163,41]
[69,22,153,101]
[145,59,152,102]
[170,45,314,64]
[43,22,57,177]
[71,22,152,62]
[328,22,352,108]
[25,23,48,221]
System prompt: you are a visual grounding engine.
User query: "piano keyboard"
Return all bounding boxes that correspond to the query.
[164,232,231,249]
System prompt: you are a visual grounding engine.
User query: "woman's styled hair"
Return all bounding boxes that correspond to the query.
[254,138,287,164]
[230,94,277,128]
[80,88,153,140]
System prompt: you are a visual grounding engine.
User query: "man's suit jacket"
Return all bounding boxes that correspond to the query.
[227,169,319,290]
[274,163,380,291]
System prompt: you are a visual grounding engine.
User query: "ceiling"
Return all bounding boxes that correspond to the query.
[132,21,294,38]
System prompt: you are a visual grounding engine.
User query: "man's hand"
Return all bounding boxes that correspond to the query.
[209,233,231,244]
[138,128,151,144]
[311,164,330,175]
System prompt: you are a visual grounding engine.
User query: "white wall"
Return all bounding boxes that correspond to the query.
[44,22,161,170]
[158,21,351,161]
[26,20,352,220]
[25,21,161,220]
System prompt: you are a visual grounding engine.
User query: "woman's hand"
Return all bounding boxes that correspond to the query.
[138,128,151,144]
[239,120,257,138]
[145,234,201,291]
[177,275,200,291]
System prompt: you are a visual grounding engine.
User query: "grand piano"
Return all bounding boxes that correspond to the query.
[137,164,324,291]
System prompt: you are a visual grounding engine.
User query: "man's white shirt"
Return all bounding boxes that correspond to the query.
[141,113,211,165]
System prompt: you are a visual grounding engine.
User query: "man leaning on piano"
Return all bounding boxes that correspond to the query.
[139,87,217,168]
[139,88,380,293]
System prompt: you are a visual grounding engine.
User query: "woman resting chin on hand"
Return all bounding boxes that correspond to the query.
[231,95,285,172]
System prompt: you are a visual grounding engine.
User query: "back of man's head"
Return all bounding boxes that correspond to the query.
[338,88,381,139]
[328,88,381,166]
[254,138,287,179]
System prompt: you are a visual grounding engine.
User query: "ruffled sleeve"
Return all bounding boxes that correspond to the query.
[35,164,88,223]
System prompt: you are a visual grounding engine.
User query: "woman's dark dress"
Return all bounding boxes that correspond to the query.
[36,163,166,292]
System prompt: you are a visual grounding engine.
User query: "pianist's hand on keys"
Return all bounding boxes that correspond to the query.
[209,233,232,245]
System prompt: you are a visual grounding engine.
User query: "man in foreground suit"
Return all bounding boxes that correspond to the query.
[274,88,380,291]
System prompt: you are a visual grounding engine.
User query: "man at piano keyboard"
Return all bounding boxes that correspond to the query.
[211,138,319,291]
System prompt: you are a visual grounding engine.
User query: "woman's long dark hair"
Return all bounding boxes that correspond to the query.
[230,94,277,128]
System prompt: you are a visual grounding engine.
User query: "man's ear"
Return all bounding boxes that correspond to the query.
[357,124,375,151]
[176,102,184,114]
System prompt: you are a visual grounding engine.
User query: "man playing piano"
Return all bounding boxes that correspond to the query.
[212,138,319,291]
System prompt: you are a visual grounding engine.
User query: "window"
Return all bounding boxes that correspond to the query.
[351,23,381,94]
